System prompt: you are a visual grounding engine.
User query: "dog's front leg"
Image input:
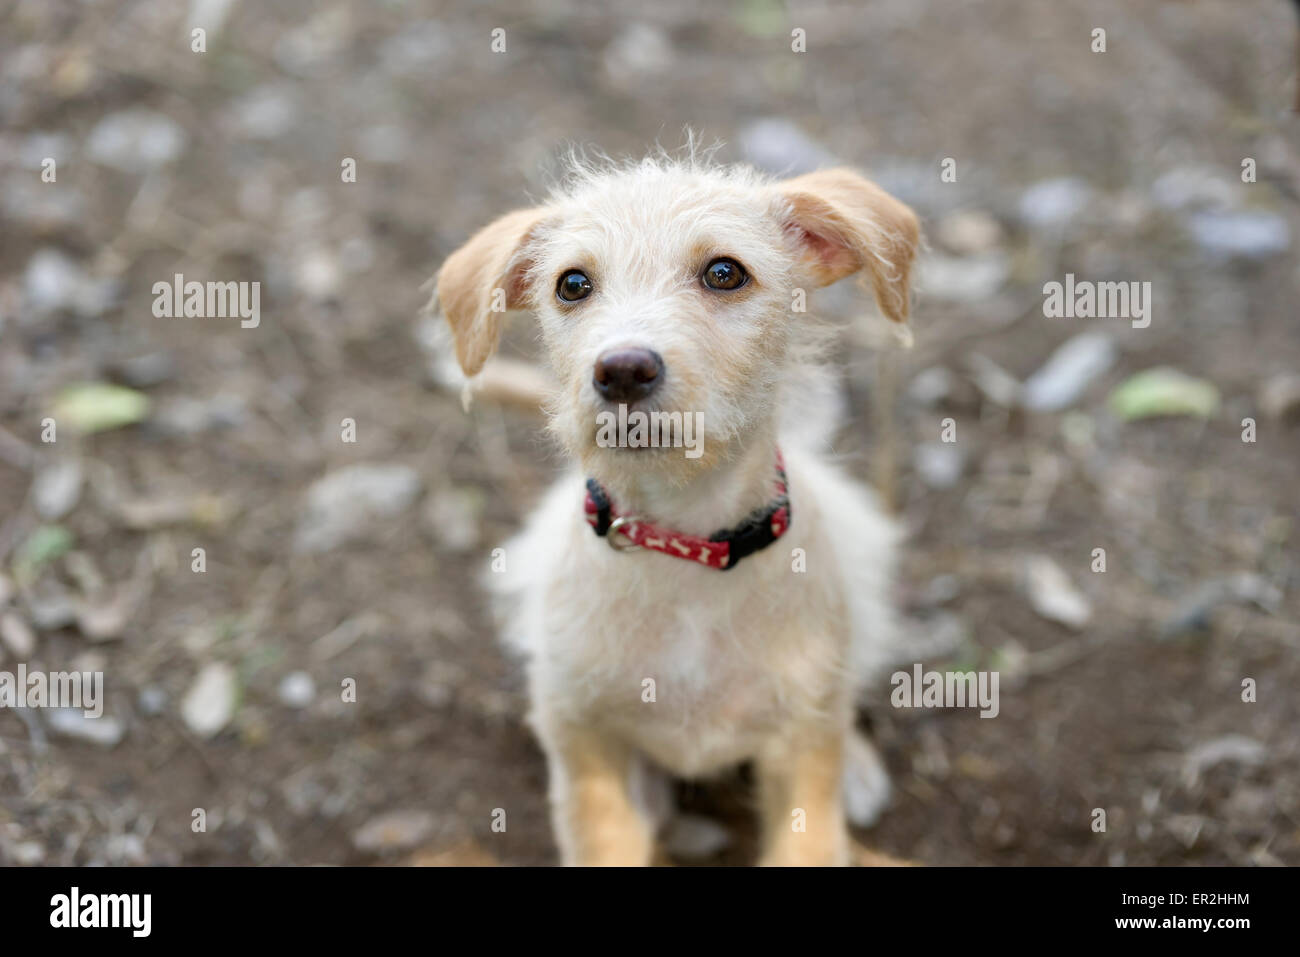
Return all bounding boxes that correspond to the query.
[544,727,654,866]
[756,731,850,866]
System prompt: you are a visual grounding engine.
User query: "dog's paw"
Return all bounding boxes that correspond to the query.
[842,732,892,829]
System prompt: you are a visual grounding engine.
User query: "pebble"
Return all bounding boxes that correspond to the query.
[181,662,238,739]
[1182,735,1266,788]
[918,253,1008,302]
[602,22,674,90]
[935,209,1003,255]
[75,588,136,642]
[31,460,83,520]
[24,582,78,631]
[738,118,836,176]
[1,611,37,658]
[111,352,177,388]
[1257,373,1300,421]
[905,366,956,408]
[1150,166,1235,212]
[278,671,316,709]
[86,109,186,173]
[424,487,484,553]
[1020,333,1117,412]
[10,841,45,865]
[229,86,298,140]
[23,248,117,319]
[137,685,168,717]
[663,814,732,860]
[295,464,422,553]
[352,810,435,854]
[1021,555,1092,629]
[1018,177,1094,230]
[46,707,126,748]
[1186,210,1290,261]
[912,442,965,489]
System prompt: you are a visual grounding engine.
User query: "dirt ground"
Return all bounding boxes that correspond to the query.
[1,0,1298,866]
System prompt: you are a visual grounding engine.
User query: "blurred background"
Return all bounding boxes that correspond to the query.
[1,0,1298,866]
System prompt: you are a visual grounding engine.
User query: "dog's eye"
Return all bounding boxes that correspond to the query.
[702,258,748,291]
[557,270,593,302]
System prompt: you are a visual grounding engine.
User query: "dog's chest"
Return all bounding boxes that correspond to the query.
[545,561,841,775]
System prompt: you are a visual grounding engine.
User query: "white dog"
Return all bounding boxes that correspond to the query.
[432,151,919,865]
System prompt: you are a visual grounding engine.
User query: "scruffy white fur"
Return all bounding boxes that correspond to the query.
[432,150,920,865]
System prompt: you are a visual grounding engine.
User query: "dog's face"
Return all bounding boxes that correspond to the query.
[434,160,918,483]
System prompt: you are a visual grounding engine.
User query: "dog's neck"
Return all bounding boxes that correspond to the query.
[591,428,781,538]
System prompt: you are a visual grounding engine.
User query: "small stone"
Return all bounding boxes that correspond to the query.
[23,249,117,320]
[1021,555,1092,629]
[86,109,186,173]
[31,460,83,520]
[738,118,836,176]
[151,394,248,436]
[229,86,298,140]
[278,671,316,709]
[912,442,965,490]
[418,660,466,711]
[112,352,177,388]
[137,685,168,716]
[1258,373,1300,421]
[1018,177,1094,231]
[46,707,126,748]
[905,367,955,408]
[1183,735,1266,788]
[23,581,78,631]
[1186,210,1290,261]
[75,588,136,642]
[1,612,36,658]
[1150,166,1235,212]
[1020,333,1117,412]
[295,464,422,553]
[294,248,340,301]
[424,487,484,553]
[352,810,435,854]
[663,814,732,860]
[920,574,961,606]
[918,253,1008,302]
[935,210,1003,255]
[181,662,238,739]
[10,841,45,865]
[602,22,674,90]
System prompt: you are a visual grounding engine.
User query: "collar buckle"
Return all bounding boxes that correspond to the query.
[605,515,643,552]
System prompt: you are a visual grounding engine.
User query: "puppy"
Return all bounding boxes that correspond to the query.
[432,153,919,865]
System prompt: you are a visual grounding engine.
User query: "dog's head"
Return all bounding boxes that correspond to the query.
[433,158,918,483]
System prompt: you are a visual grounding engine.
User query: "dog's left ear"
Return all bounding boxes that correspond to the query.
[430,206,550,377]
[772,168,920,323]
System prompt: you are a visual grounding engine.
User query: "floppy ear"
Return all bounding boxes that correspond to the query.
[431,206,549,377]
[772,168,920,324]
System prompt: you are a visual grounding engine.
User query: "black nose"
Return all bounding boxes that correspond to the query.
[593,348,664,403]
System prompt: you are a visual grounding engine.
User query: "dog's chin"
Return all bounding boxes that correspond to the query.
[572,426,725,485]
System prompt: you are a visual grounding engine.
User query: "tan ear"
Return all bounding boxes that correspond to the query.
[773,168,920,323]
[431,206,549,376]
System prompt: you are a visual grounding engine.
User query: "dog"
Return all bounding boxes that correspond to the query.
[431,150,920,865]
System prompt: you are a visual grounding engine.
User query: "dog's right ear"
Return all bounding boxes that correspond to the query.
[430,207,549,377]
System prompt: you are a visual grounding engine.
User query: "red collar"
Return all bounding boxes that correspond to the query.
[583,451,790,571]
